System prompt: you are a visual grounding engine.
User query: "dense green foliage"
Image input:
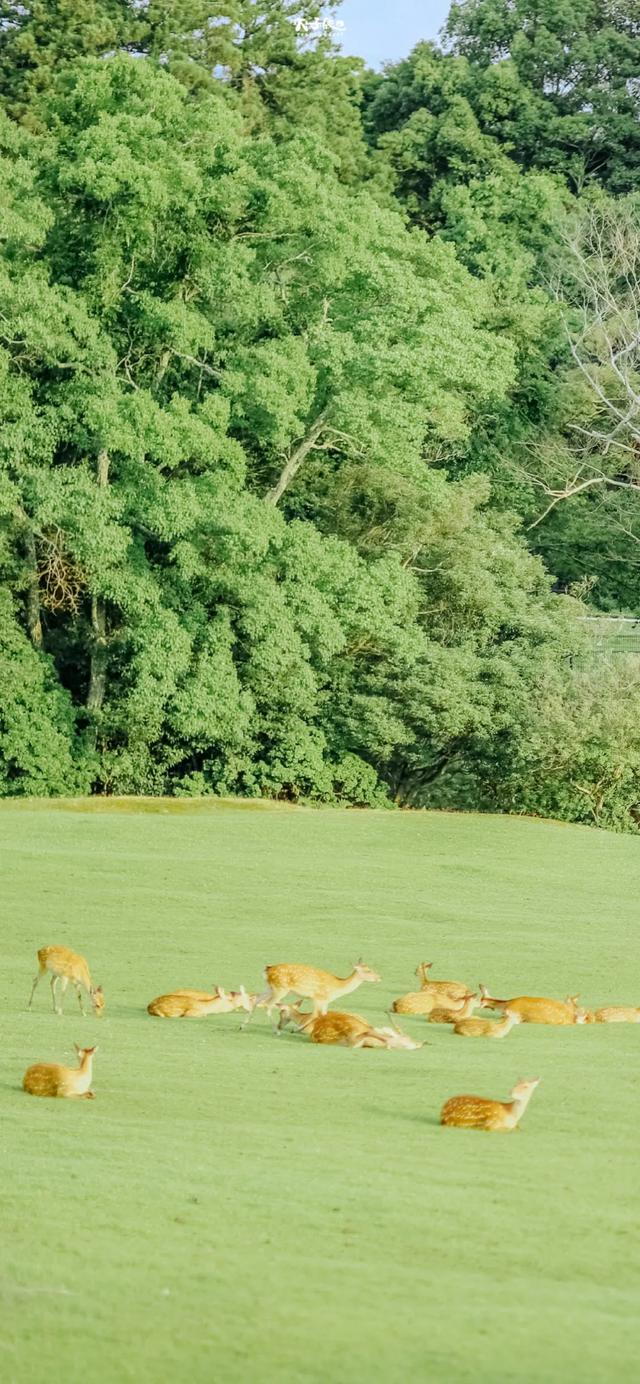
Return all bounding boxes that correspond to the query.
[3,802,640,1381]
[1,0,640,827]
[446,0,640,194]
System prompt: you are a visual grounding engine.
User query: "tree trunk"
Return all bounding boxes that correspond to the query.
[23,524,43,648]
[87,596,107,713]
[87,449,109,713]
[265,414,327,506]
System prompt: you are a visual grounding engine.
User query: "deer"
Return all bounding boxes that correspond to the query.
[28,946,104,1018]
[147,986,243,1018]
[169,985,253,1012]
[440,1077,540,1132]
[365,1019,424,1050]
[277,1003,325,1036]
[277,1006,423,1049]
[246,959,381,1024]
[593,1005,640,1023]
[428,993,478,1023]
[392,988,469,1017]
[453,1010,522,1038]
[415,962,468,1000]
[23,1045,98,1099]
[566,996,594,1024]
[479,985,585,1025]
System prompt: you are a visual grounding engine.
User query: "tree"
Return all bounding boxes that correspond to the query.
[446,0,640,194]
[2,48,636,826]
[0,0,368,180]
[0,1,140,124]
[0,57,515,800]
[0,590,87,795]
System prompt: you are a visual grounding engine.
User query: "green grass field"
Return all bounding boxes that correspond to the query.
[1,801,639,1384]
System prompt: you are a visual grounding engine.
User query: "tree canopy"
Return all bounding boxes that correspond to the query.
[1,0,640,831]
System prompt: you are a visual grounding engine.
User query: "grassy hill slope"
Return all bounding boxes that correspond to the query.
[1,802,639,1383]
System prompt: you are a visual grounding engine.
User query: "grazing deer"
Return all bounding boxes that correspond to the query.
[23,1045,98,1099]
[440,1077,540,1131]
[248,960,381,1022]
[28,946,104,1017]
[479,985,583,1025]
[415,962,468,1000]
[147,986,239,1018]
[453,1010,522,1038]
[428,993,478,1023]
[593,1005,640,1023]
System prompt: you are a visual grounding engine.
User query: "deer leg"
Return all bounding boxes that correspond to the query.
[51,974,60,1014]
[240,987,273,1030]
[267,989,290,1025]
[74,983,86,1017]
[28,969,44,1009]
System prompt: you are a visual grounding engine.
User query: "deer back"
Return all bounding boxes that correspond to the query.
[39,945,92,989]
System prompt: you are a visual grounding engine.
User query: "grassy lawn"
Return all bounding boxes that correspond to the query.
[1,801,639,1384]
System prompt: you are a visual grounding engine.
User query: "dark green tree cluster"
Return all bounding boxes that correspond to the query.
[1,0,640,831]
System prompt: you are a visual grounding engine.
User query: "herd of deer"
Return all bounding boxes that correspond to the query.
[21,944,640,1131]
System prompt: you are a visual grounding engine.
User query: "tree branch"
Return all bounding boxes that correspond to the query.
[264,413,328,506]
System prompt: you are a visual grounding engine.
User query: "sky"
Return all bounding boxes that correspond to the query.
[337,1,450,69]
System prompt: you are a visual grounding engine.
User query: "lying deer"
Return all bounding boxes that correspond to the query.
[479,985,585,1025]
[28,946,105,1018]
[23,1045,98,1099]
[593,1005,640,1023]
[147,986,249,1018]
[428,993,478,1023]
[453,1010,522,1039]
[415,962,468,1000]
[170,985,252,1012]
[277,1006,423,1049]
[366,1021,424,1051]
[246,960,381,1023]
[392,989,468,1017]
[440,1077,540,1131]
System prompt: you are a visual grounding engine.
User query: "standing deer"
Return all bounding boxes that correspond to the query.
[440,1077,540,1131]
[23,1045,98,1099]
[28,946,104,1017]
[479,985,584,1025]
[247,960,381,1023]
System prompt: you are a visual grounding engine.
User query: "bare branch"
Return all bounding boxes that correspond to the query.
[264,413,328,506]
